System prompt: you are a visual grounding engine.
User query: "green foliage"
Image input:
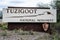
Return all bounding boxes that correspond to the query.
[14,29,18,33]
[52,31,60,40]
[0,24,2,27]
[57,1,60,22]
[29,31,34,35]
[13,29,34,35]
[56,1,60,8]
[0,23,8,30]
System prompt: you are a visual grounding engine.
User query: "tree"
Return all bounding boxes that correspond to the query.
[56,1,60,22]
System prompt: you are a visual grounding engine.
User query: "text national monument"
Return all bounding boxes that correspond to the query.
[3,7,56,34]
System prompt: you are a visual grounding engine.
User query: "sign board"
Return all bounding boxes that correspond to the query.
[3,7,56,23]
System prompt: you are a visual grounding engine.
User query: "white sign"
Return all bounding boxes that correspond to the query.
[3,7,56,23]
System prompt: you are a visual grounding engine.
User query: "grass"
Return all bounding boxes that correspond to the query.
[13,29,34,35]
[0,23,60,40]
[0,30,7,36]
[52,31,60,40]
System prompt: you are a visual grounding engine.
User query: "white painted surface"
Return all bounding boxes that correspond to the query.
[3,8,56,23]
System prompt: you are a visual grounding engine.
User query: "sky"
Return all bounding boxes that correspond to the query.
[0,0,53,10]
